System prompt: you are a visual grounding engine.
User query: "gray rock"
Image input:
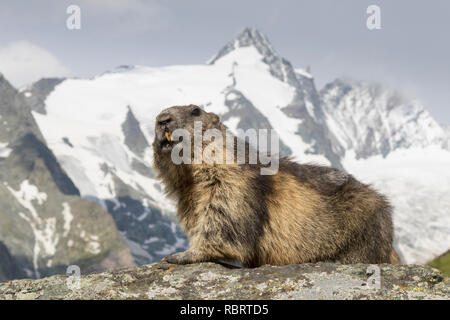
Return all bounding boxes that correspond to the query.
[0,262,448,300]
[0,241,22,282]
[20,78,65,115]
[121,106,150,158]
[0,74,44,143]
[130,158,156,179]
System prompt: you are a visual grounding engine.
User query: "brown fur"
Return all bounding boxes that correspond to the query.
[153,105,400,267]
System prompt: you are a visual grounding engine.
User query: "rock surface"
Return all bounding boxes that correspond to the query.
[0,262,448,300]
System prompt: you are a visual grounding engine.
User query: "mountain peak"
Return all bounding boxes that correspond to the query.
[208,27,300,87]
[207,27,277,65]
[234,27,275,51]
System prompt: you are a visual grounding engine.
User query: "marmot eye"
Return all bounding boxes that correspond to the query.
[191,108,201,116]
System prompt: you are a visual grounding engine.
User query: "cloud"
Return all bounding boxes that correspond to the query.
[0,41,71,88]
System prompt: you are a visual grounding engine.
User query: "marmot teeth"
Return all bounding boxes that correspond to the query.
[165,131,172,142]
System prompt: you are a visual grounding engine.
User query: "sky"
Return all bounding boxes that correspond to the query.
[0,0,449,124]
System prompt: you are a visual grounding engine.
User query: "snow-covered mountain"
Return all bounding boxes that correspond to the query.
[20,27,450,265]
[321,79,450,263]
[321,79,448,158]
[0,73,134,281]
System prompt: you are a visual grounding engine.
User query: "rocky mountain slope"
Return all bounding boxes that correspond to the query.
[321,79,447,158]
[0,73,135,281]
[0,241,20,282]
[14,27,450,267]
[0,262,448,300]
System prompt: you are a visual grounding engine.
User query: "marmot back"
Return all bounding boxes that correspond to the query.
[153,105,400,267]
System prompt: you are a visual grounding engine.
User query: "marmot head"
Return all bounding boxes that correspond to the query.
[152,105,222,155]
[153,104,279,177]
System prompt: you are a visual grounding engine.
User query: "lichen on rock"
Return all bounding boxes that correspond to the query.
[0,262,448,300]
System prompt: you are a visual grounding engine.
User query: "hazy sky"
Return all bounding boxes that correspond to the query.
[0,0,449,124]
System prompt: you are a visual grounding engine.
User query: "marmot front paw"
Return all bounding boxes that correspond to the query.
[162,251,197,264]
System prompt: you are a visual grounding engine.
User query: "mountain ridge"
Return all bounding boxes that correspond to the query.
[321,78,448,159]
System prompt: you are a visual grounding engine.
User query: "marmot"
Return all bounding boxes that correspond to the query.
[153,105,400,267]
